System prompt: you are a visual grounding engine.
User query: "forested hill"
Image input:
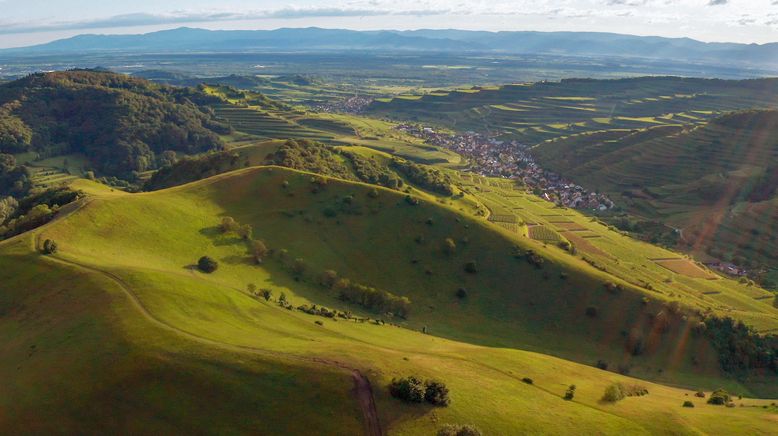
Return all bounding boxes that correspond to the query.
[0,70,229,176]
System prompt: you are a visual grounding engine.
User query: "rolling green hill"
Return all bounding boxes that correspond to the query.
[1,166,776,434]
[533,109,778,283]
[366,77,778,145]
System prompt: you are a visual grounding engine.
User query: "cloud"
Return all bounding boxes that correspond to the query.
[708,0,728,5]
[0,7,452,35]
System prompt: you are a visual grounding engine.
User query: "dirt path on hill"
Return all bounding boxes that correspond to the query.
[351,370,383,436]
[38,242,383,436]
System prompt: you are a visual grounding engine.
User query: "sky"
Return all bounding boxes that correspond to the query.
[0,0,775,49]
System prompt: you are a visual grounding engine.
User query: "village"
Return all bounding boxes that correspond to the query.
[311,95,374,114]
[395,124,616,211]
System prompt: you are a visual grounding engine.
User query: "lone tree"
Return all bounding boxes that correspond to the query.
[424,380,451,406]
[563,385,576,401]
[42,239,58,255]
[236,224,253,240]
[261,289,273,301]
[292,258,307,276]
[320,270,339,288]
[443,238,457,255]
[220,216,239,233]
[198,256,219,273]
[389,376,425,403]
[249,239,268,264]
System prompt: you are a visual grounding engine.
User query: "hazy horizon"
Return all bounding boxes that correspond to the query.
[0,0,774,49]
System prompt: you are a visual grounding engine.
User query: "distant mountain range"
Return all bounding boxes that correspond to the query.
[3,27,778,68]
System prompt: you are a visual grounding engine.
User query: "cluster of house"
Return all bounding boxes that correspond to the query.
[395,123,615,211]
[704,262,748,277]
[312,95,374,113]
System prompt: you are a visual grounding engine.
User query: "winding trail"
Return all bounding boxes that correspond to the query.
[37,237,383,436]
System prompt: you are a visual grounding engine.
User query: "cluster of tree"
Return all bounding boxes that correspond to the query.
[0,153,31,197]
[144,151,242,191]
[389,376,450,406]
[265,139,353,181]
[390,158,454,196]
[334,278,411,318]
[0,187,81,239]
[0,70,227,177]
[600,383,649,403]
[341,150,403,189]
[701,315,778,374]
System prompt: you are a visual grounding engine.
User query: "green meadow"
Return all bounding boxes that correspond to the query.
[2,166,777,433]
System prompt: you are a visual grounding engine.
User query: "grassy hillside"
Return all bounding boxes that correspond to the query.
[366,77,778,145]
[1,167,776,434]
[533,110,778,284]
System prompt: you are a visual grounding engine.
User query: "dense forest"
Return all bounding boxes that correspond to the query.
[0,70,229,178]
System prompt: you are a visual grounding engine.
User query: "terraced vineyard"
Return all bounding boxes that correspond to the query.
[449,170,778,334]
[367,77,778,145]
[213,105,335,141]
[533,110,778,282]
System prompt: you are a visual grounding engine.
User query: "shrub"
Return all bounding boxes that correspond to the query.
[521,377,533,384]
[694,391,706,398]
[585,306,598,318]
[601,383,626,403]
[464,261,478,274]
[389,376,425,403]
[236,224,253,240]
[197,256,218,273]
[368,188,379,198]
[596,360,608,370]
[443,238,457,255]
[390,377,450,407]
[42,239,58,255]
[220,216,238,233]
[682,401,695,408]
[261,289,273,301]
[320,270,339,288]
[602,382,649,402]
[707,388,730,405]
[563,385,576,400]
[456,288,468,299]
[292,258,307,276]
[249,239,268,263]
[424,380,451,406]
[437,424,482,436]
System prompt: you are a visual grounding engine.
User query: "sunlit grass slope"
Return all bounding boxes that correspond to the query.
[2,166,777,434]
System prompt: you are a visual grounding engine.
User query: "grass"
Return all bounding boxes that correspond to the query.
[1,166,776,433]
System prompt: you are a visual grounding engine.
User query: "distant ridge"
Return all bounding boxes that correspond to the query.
[3,27,778,68]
